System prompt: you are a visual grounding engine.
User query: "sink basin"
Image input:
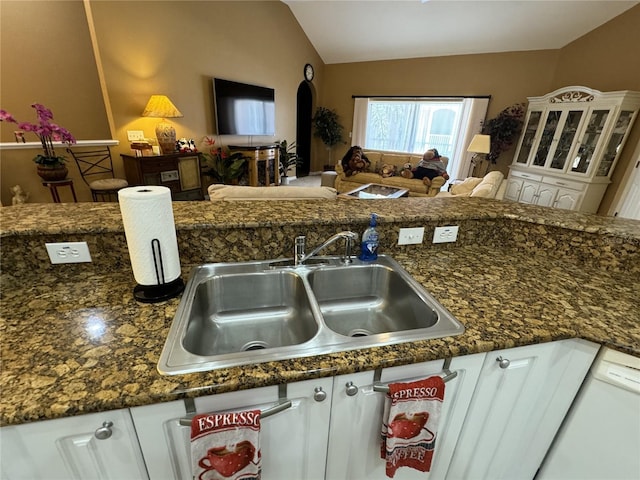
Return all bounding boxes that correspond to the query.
[158,255,464,375]
[183,271,318,356]
[307,265,438,337]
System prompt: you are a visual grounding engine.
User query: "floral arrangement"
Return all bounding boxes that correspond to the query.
[200,136,247,184]
[481,103,525,164]
[0,103,76,165]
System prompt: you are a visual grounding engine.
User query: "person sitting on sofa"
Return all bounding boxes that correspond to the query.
[341,145,371,177]
[402,148,450,184]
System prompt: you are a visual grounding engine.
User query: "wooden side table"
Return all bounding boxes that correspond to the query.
[42,179,78,203]
[229,145,279,187]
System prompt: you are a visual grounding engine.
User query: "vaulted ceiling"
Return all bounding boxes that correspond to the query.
[282,0,639,64]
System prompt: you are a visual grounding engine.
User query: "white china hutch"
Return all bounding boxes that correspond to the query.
[504,86,640,213]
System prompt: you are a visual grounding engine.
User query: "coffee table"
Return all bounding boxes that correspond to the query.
[341,183,409,199]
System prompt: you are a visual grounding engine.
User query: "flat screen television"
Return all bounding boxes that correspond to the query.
[213,78,275,136]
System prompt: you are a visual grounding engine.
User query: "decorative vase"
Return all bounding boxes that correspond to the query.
[36,164,68,182]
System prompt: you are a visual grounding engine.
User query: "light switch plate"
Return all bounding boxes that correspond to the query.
[127,130,145,141]
[398,227,425,245]
[45,242,92,264]
[433,226,459,243]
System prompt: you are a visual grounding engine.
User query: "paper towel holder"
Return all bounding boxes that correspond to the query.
[133,238,185,303]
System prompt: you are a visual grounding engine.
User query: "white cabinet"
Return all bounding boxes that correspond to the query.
[507,86,640,213]
[505,171,584,209]
[130,376,333,480]
[325,353,486,480]
[447,339,600,480]
[0,409,148,480]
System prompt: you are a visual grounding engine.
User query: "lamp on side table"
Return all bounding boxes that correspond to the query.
[467,134,491,177]
[142,95,183,154]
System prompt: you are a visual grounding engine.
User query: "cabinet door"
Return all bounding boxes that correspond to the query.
[514,110,543,165]
[553,187,582,210]
[325,354,485,480]
[0,409,148,480]
[518,180,540,204]
[503,178,523,202]
[534,184,559,207]
[530,109,563,168]
[570,108,612,175]
[595,110,636,177]
[131,377,333,480]
[447,339,599,480]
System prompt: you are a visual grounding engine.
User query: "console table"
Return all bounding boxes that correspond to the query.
[229,145,279,187]
[121,152,203,201]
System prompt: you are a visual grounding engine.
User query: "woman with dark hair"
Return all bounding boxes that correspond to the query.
[341,146,370,177]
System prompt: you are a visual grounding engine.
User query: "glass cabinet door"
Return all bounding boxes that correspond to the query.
[570,109,610,174]
[549,110,584,171]
[532,110,562,167]
[596,110,635,177]
[515,110,542,164]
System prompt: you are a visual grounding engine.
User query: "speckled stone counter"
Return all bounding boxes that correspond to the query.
[1,197,639,426]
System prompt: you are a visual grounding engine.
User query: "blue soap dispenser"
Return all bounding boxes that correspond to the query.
[359,213,379,261]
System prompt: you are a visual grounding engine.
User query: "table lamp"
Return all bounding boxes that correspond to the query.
[467,134,491,176]
[142,95,183,154]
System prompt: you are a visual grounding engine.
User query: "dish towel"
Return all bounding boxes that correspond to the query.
[191,409,261,480]
[380,375,446,478]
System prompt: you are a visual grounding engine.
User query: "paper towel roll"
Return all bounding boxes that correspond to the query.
[118,186,181,286]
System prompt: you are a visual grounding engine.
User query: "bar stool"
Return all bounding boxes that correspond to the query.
[42,179,78,203]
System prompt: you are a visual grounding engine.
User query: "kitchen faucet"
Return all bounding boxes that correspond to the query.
[294,231,358,266]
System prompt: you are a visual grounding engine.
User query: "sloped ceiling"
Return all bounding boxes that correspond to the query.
[282,0,639,64]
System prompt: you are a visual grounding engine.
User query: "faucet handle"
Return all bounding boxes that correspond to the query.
[294,236,306,266]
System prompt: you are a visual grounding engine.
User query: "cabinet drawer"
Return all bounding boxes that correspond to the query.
[256,148,276,160]
[541,176,585,191]
[142,158,178,173]
[510,170,543,182]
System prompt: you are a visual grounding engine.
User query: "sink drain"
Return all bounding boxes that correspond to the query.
[349,329,372,337]
[241,341,269,351]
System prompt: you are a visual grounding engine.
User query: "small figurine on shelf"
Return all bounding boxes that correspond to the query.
[177,138,197,153]
[10,185,29,205]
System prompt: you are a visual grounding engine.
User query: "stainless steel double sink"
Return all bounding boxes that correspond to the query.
[158,255,465,375]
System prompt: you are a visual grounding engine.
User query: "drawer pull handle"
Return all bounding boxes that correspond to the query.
[94,421,114,440]
[496,356,511,369]
[313,386,327,402]
[345,382,359,396]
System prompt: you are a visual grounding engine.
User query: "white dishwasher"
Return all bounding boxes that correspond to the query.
[537,347,640,480]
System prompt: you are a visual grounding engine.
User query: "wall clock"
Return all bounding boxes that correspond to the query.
[304,63,314,81]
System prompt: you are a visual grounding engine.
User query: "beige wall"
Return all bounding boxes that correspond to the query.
[321,50,560,172]
[0,0,322,205]
[550,4,640,213]
[1,1,638,214]
[0,0,111,205]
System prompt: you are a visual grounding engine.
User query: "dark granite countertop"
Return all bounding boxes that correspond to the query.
[1,197,639,426]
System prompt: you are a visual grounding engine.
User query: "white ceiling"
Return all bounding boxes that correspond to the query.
[282,0,638,64]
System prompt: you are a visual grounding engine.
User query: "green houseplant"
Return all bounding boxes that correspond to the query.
[481,103,526,164]
[276,140,301,181]
[0,103,76,181]
[312,107,345,166]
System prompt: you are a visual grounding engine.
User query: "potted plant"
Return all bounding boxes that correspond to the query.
[312,107,345,166]
[481,103,526,164]
[200,137,247,185]
[276,140,301,184]
[0,103,76,181]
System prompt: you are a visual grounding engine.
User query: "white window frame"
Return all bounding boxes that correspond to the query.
[352,97,489,181]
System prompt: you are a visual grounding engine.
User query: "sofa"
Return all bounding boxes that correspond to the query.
[334,151,448,197]
[436,171,506,200]
[208,184,337,201]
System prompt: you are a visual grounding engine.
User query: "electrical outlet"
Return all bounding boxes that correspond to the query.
[398,227,425,245]
[45,242,92,264]
[433,226,459,244]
